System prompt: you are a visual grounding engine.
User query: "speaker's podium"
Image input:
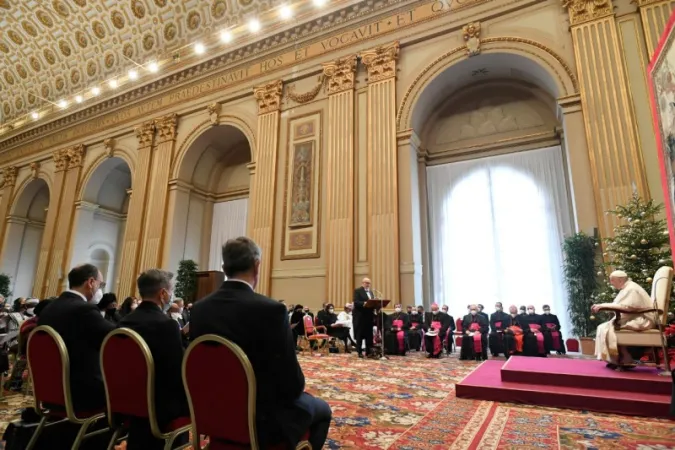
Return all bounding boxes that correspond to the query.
[194,271,224,302]
[365,299,390,358]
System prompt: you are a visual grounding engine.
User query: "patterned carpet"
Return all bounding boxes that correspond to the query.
[0,353,673,449]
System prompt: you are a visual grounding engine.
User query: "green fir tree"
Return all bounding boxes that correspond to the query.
[175,259,198,303]
[595,194,674,311]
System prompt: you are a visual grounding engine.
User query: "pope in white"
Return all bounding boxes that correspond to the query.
[592,270,655,366]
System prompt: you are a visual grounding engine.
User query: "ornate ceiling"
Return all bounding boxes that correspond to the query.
[0,0,280,123]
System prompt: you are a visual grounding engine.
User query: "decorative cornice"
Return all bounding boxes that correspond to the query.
[1,166,18,188]
[322,55,358,94]
[53,149,69,172]
[135,121,155,149]
[67,144,86,169]
[154,113,178,144]
[561,0,613,26]
[207,103,221,126]
[360,41,400,83]
[29,162,40,179]
[286,76,326,103]
[635,0,663,5]
[104,138,115,158]
[254,80,283,115]
[462,22,481,57]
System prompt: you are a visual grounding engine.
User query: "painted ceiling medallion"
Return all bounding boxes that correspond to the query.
[131,0,146,18]
[239,0,253,6]
[92,21,106,39]
[36,10,54,28]
[211,0,227,18]
[53,0,70,17]
[41,84,50,98]
[30,57,41,72]
[104,53,115,69]
[14,97,23,110]
[0,0,9,9]
[16,65,28,79]
[8,30,23,45]
[59,40,72,57]
[43,49,56,65]
[123,43,134,58]
[154,0,167,7]
[187,11,201,30]
[3,72,15,85]
[143,33,155,51]
[27,93,36,104]
[55,77,65,91]
[21,20,38,37]
[0,42,9,54]
[111,10,125,29]
[3,103,10,116]
[86,60,97,77]
[75,31,88,48]
[71,69,81,85]
[72,0,86,6]
[164,22,177,41]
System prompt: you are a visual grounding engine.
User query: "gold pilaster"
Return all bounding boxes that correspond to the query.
[322,55,357,307]
[563,0,649,239]
[360,42,400,302]
[117,122,155,297]
[138,113,177,272]
[0,166,18,265]
[636,0,675,57]
[44,145,86,296]
[249,80,282,295]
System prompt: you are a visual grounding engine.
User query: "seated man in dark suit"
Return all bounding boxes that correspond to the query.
[118,269,189,450]
[38,264,115,411]
[190,237,332,450]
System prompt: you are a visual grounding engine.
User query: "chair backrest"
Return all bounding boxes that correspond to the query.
[27,326,70,415]
[100,328,158,432]
[303,314,314,335]
[183,335,257,447]
[651,266,673,326]
[455,318,463,332]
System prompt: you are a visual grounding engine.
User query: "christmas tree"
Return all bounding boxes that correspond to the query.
[595,193,674,311]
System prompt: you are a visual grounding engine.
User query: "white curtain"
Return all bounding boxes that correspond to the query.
[426,146,573,338]
[209,198,248,271]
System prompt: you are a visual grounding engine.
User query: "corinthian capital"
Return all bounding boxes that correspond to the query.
[53,149,69,172]
[253,80,283,115]
[360,42,399,83]
[135,121,155,148]
[67,144,86,169]
[1,166,18,188]
[155,113,178,143]
[322,55,357,94]
[561,0,613,25]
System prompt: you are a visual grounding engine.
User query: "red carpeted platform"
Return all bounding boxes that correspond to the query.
[456,356,673,417]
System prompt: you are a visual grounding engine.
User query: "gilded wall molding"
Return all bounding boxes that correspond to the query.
[286,76,326,104]
[104,138,115,158]
[53,149,69,172]
[360,41,400,83]
[30,162,40,180]
[561,0,613,26]
[207,103,221,126]
[635,0,665,5]
[67,144,86,169]
[154,113,178,143]
[462,22,481,57]
[322,55,358,94]
[254,80,283,114]
[1,166,17,188]
[135,121,155,148]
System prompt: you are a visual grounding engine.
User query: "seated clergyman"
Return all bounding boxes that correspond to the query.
[592,270,655,368]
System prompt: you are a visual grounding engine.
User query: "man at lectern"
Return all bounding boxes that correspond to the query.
[353,277,375,358]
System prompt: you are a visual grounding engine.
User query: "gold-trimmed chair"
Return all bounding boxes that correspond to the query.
[26,325,109,450]
[100,328,191,450]
[599,266,673,374]
[182,334,311,450]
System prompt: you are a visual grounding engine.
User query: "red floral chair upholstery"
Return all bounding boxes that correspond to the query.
[182,335,311,450]
[26,325,110,450]
[302,315,329,356]
[454,318,463,348]
[100,328,191,450]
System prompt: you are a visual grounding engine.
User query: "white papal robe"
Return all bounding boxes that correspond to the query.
[595,280,655,363]
[337,311,354,341]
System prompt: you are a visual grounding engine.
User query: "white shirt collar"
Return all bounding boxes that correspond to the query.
[65,289,88,303]
[227,278,254,291]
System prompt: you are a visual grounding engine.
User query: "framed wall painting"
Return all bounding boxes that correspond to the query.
[648,9,675,260]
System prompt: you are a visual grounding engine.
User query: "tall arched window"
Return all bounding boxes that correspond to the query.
[427,146,573,336]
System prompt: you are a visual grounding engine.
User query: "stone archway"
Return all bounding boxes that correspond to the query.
[164,124,253,275]
[2,178,50,298]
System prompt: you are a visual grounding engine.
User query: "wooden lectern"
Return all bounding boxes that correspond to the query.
[365,299,390,358]
[194,271,224,302]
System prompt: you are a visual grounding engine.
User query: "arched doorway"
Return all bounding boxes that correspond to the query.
[71,157,131,292]
[410,52,576,335]
[167,125,252,274]
[2,178,50,298]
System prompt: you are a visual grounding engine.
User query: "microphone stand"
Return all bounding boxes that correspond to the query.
[374,289,389,360]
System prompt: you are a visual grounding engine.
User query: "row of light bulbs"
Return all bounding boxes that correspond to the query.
[25,0,329,123]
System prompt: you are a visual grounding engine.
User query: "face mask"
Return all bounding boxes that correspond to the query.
[170,312,181,320]
[411,311,417,315]
[395,307,401,312]
[432,310,438,315]
[26,308,35,316]
[442,309,448,314]
[328,309,334,314]
[131,303,138,310]
[91,288,103,305]
[471,310,477,315]
[496,307,502,311]
[543,310,550,315]
[178,307,184,314]
[527,309,534,314]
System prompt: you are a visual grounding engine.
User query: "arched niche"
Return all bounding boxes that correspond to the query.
[3,178,50,298]
[166,124,252,274]
[70,157,132,293]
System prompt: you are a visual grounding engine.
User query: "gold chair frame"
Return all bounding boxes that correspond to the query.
[302,317,329,357]
[183,334,311,450]
[101,327,191,450]
[26,325,109,450]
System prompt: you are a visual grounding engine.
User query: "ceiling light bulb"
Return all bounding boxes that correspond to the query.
[31,112,39,120]
[248,19,261,33]
[58,100,68,109]
[75,95,83,103]
[279,4,293,19]
[313,0,327,6]
[220,30,232,43]
[148,61,159,73]
[108,79,118,89]
[128,69,138,80]
[91,86,101,96]
[194,42,205,55]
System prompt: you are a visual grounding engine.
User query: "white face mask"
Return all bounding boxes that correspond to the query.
[442,310,448,314]
[395,307,401,312]
[527,309,535,314]
[26,308,35,316]
[411,311,417,315]
[328,308,334,314]
[91,289,103,305]
[170,312,182,320]
[432,310,438,315]
[470,310,477,316]
[543,310,550,315]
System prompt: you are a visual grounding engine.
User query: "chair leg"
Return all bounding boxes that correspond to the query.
[26,416,48,450]
[296,440,312,450]
[71,420,94,450]
[106,428,123,450]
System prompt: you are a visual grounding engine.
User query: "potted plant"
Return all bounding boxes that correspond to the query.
[175,259,198,303]
[0,273,11,300]
[563,232,600,354]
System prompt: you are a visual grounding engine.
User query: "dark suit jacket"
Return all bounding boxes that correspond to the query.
[118,302,188,426]
[352,287,374,332]
[189,281,308,447]
[38,291,116,410]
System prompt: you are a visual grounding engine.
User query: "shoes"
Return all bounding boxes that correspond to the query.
[358,353,364,358]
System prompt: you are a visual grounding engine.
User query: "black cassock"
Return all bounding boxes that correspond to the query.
[384,312,410,355]
[408,313,424,351]
[423,312,451,358]
[317,309,350,349]
[540,313,566,354]
[520,313,547,357]
[488,311,512,357]
[460,314,489,360]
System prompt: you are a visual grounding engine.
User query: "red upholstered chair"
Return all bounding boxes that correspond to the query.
[565,338,579,353]
[182,335,311,450]
[100,328,191,450]
[26,325,110,450]
[454,318,463,348]
[302,315,329,356]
